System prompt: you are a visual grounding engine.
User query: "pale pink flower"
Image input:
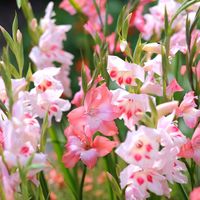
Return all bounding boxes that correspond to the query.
[62,126,117,168]
[120,164,170,199]
[190,187,200,200]
[141,0,180,40]
[156,147,187,184]
[176,91,200,129]
[0,157,19,200]
[29,2,73,97]
[112,89,151,129]
[166,79,183,97]
[140,72,163,96]
[25,91,71,123]
[0,77,26,105]
[68,84,120,136]
[32,67,63,97]
[116,126,159,168]
[107,56,144,88]
[157,112,187,148]
[143,55,162,76]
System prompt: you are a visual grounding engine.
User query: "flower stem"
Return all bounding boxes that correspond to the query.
[177,183,189,200]
[79,165,87,200]
[48,126,78,200]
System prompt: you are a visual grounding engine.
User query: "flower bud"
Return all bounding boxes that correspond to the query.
[120,40,128,52]
[16,29,22,43]
[156,101,178,119]
[142,43,161,54]
[30,18,38,32]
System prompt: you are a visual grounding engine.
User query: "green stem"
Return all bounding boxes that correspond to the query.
[39,171,50,200]
[48,126,78,200]
[177,183,189,200]
[0,182,6,200]
[79,165,87,200]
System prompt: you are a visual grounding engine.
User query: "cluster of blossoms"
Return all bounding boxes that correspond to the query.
[62,0,200,199]
[0,2,72,199]
[0,0,200,199]
[60,0,120,53]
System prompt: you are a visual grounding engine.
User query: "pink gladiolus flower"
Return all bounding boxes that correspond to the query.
[120,164,171,200]
[116,126,160,168]
[29,2,73,97]
[140,72,163,96]
[157,112,187,148]
[68,84,120,136]
[0,77,26,105]
[60,0,112,36]
[0,157,19,200]
[176,91,200,129]
[179,124,200,165]
[143,55,162,76]
[112,89,151,129]
[62,126,117,168]
[190,187,200,200]
[32,67,63,97]
[107,56,144,88]
[166,79,183,97]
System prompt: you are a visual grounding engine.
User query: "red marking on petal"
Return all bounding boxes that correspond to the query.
[127,111,132,119]
[146,144,152,152]
[130,173,135,179]
[137,177,144,185]
[134,154,142,161]
[110,70,117,78]
[145,155,150,159]
[20,146,29,155]
[51,106,58,112]
[45,80,52,87]
[147,175,153,183]
[136,140,143,148]
[125,77,132,84]
[118,77,123,85]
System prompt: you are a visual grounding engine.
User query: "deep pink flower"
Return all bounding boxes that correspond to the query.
[68,84,120,136]
[190,187,200,200]
[166,79,183,97]
[62,126,117,168]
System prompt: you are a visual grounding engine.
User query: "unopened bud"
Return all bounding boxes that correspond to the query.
[120,40,128,52]
[30,18,38,32]
[156,101,179,119]
[143,43,161,54]
[16,29,22,43]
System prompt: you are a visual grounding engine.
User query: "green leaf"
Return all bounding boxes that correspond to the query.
[122,14,131,40]
[149,97,158,127]
[0,26,15,53]
[40,112,49,152]
[39,172,50,200]
[133,35,142,64]
[12,13,18,42]
[106,172,122,199]
[186,14,191,50]
[117,6,126,36]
